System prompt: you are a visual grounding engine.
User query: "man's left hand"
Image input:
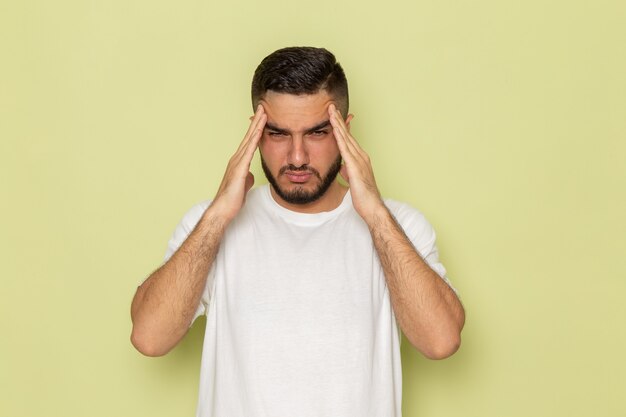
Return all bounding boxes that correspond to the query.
[329,104,385,222]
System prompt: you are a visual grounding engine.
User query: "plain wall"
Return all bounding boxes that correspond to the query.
[1,0,625,416]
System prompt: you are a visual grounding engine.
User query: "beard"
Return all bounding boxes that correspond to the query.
[261,154,343,205]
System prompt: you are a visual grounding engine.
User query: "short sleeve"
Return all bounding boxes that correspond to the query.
[384,200,457,294]
[163,200,214,324]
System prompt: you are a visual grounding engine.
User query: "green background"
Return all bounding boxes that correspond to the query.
[2,0,625,416]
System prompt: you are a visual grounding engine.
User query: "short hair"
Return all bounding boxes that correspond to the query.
[251,47,349,117]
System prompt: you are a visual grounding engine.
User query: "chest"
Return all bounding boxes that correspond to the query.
[211,215,389,336]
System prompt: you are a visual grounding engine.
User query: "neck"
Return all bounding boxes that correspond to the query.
[269,182,348,214]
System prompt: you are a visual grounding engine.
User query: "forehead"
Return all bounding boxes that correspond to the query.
[260,91,335,130]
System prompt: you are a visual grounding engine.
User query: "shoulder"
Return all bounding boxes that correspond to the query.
[384,198,424,220]
[177,199,212,231]
[383,198,437,253]
[383,198,452,284]
[162,199,211,262]
[384,199,432,233]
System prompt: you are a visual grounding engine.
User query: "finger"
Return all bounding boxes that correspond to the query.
[242,113,266,161]
[328,104,349,144]
[330,122,355,167]
[329,108,376,187]
[236,105,265,153]
[328,107,349,154]
[228,111,265,177]
[331,108,361,153]
[328,105,353,145]
[332,110,371,169]
[246,104,265,137]
[329,107,359,158]
[229,113,266,173]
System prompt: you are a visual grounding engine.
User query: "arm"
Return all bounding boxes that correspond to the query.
[328,105,465,359]
[130,106,267,357]
[367,206,464,359]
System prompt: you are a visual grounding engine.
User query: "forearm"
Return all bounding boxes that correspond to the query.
[130,107,265,356]
[367,206,465,359]
[327,105,464,358]
[130,207,227,356]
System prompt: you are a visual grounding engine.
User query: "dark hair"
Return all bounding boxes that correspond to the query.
[251,47,349,116]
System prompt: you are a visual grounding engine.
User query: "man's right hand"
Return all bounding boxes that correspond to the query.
[209,105,267,223]
[130,106,267,356]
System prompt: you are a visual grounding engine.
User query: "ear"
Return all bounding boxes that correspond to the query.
[345,114,354,132]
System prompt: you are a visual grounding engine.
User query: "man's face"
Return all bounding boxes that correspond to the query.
[259,90,348,208]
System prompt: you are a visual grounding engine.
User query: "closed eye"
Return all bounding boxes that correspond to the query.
[309,129,329,137]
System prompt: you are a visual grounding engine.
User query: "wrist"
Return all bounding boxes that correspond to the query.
[201,202,233,231]
[360,200,390,228]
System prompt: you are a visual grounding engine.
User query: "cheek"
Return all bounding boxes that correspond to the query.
[259,136,278,155]
[259,138,289,165]
[307,138,340,159]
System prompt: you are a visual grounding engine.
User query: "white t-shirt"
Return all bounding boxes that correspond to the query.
[164,185,452,417]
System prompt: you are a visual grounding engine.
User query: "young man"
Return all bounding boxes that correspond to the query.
[131,47,465,417]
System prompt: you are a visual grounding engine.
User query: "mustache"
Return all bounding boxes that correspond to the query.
[279,164,322,180]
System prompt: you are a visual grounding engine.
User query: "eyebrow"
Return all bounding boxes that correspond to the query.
[265,120,331,135]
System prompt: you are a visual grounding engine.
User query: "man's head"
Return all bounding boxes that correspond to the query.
[251,47,351,210]
[251,47,349,118]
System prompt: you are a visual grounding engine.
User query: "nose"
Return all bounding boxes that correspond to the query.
[286,135,309,168]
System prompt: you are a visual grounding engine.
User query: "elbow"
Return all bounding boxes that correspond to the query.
[407,319,464,360]
[130,290,177,357]
[423,305,465,360]
[425,313,465,360]
[130,327,172,357]
[421,333,462,360]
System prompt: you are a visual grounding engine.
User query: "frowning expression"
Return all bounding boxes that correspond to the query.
[259,90,348,209]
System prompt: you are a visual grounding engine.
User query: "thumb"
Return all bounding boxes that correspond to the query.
[339,165,349,183]
[245,171,255,194]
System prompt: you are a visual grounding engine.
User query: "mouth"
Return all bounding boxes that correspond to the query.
[284,171,313,183]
